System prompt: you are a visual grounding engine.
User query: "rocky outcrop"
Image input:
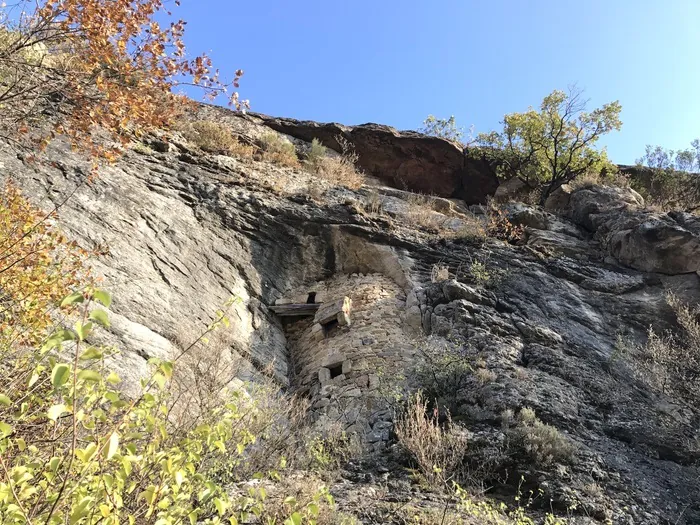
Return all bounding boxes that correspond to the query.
[7,110,700,523]
[561,185,700,274]
[249,112,499,203]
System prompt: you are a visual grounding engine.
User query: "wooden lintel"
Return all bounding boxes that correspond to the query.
[269,303,321,317]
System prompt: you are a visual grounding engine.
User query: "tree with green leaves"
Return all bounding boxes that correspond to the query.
[636,141,700,173]
[633,140,700,210]
[476,87,622,203]
[419,115,471,145]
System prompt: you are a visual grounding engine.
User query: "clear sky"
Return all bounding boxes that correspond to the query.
[174,0,700,164]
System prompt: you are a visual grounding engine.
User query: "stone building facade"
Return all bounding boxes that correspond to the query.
[280,273,419,446]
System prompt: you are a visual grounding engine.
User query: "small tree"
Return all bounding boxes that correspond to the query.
[419,115,471,145]
[636,140,700,173]
[477,87,622,203]
[633,140,700,210]
[0,0,245,160]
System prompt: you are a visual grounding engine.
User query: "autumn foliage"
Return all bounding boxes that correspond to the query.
[0,0,245,159]
[0,181,87,347]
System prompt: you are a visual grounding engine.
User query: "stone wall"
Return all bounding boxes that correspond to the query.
[282,273,418,447]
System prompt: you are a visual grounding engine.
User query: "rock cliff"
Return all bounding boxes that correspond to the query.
[6,105,700,524]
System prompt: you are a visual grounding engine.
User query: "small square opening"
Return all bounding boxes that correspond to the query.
[322,319,339,337]
[329,363,343,379]
[306,292,316,304]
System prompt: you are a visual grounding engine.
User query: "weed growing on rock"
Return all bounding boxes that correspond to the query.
[431,263,450,282]
[486,199,525,243]
[305,138,327,171]
[414,338,473,415]
[502,408,576,467]
[469,260,491,286]
[395,391,468,488]
[627,294,700,403]
[261,133,300,167]
[304,137,364,189]
[363,190,384,215]
[179,120,255,158]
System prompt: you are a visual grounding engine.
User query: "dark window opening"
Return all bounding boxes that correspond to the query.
[329,363,343,379]
[322,319,339,337]
[307,292,316,304]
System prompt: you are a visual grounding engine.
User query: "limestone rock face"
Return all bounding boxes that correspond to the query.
[564,185,700,274]
[6,107,700,523]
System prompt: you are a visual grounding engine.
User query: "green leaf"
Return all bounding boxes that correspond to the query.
[103,432,119,460]
[93,289,112,308]
[0,422,12,437]
[0,394,10,407]
[307,503,319,517]
[106,372,121,385]
[61,291,84,307]
[78,370,101,382]
[89,309,110,328]
[76,442,97,463]
[41,329,76,352]
[214,497,227,516]
[75,321,94,341]
[47,404,66,421]
[51,364,70,388]
[80,347,103,360]
[159,361,173,380]
[284,496,297,506]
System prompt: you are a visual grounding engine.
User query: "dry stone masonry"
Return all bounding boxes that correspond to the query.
[279,273,418,447]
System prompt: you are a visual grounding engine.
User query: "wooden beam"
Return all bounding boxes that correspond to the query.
[269,303,321,317]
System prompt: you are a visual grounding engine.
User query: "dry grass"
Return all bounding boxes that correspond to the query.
[475,368,497,385]
[431,264,450,282]
[444,213,487,243]
[260,133,300,167]
[626,293,700,402]
[404,192,447,231]
[179,120,255,158]
[315,155,365,189]
[395,391,468,488]
[502,408,576,466]
[363,190,383,214]
[305,136,365,189]
[569,170,631,191]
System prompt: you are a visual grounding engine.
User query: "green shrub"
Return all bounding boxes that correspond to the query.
[305,138,327,172]
[260,133,299,167]
[419,115,469,145]
[0,290,335,524]
[414,339,473,415]
[502,408,576,467]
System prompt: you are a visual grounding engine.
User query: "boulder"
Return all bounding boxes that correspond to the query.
[566,185,700,274]
[567,185,644,232]
[544,183,573,212]
[493,177,532,203]
[609,216,700,274]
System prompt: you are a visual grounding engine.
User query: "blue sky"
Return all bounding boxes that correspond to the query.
[175,0,700,164]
